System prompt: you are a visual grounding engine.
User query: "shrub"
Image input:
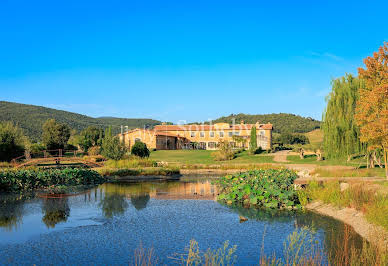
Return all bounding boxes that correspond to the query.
[0,122,26,162]
[27,143,46,154]
[0,168,105,192]
[101,136,127,160]
[211,140,235,161]
[214,169,300,209]
[131,142,150,158]
[88,146,101,156]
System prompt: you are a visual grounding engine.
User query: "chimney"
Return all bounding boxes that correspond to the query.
[240,120,244,125]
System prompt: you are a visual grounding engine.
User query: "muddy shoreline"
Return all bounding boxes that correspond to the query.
[306,201,388,249]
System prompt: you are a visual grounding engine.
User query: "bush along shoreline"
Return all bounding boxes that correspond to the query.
[214,169,301,209]
[0,168,106,193]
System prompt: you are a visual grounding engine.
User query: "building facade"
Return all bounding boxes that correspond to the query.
[119,122,273,151]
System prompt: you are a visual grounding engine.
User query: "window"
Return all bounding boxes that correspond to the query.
[210,132,215,137]
[219,131,224,137]
[234,131,240,136]
[260,130,265,136]
[200,132,205,138]
[135,138,141,143]
[228,132,233,137]
[191,132,196,137]
[208,142,217,149]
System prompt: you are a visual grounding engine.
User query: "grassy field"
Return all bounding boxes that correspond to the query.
[286,154,368,166]
[312,167,386,178]
[149,150,274,165]
[305,129,323,146]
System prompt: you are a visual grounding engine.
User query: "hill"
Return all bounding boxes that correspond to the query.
[209,113,321,134]
[0,101,161,141]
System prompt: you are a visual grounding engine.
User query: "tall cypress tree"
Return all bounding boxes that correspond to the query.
[249,126,257,154]
[322,74,363,159]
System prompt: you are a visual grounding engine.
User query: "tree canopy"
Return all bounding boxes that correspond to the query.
[322,74,363,159]
[356,42,388,178]
[42,119,71,150]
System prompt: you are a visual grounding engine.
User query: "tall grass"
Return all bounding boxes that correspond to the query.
[128,225,387,265]
[105,158,157,168]
[311,167,385,178]
[301,181,388,230]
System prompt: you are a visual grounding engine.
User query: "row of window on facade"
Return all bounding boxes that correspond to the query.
[190,130,266,138]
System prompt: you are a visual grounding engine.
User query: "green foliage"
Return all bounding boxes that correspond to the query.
[78,126,104,152]
[274,133,310,145]
[210,113,321,134]
[42,119,71,150]
[131,141,150,158]
[322,74,363,158]
[214,169,301,209]
[0,101,162,141]
[27,143,46,154]
[0,122,26,162]
[101,134,127,160]
[249,126,257,154]
[0,168,105,192]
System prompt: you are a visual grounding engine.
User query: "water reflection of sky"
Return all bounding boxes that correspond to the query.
[0,178,363,265]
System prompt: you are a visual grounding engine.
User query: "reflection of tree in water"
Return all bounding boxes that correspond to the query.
[0,195,25,231]
[99,193,129,218]
[42,198,70,228]
[130,194,150,210]
[220,202,300,223]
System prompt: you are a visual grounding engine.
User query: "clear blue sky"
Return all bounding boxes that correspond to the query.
[1,0,387,123]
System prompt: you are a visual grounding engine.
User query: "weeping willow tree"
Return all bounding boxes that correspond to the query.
[322,74,364,159]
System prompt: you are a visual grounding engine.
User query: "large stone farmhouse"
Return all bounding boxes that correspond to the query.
[119,122,273,151]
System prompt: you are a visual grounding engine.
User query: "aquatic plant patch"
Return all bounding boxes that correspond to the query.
[214,169,301,209]
[0,168,105,192]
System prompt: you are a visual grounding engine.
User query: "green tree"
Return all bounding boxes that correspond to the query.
[78,126,103,152]
[131,141,150,158]
[322,74,363,159]
[42,119,71,150]
[249,126,257,154]
[101,130,126,160]
[0,122,26,161]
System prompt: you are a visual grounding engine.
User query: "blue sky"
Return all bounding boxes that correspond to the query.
[1,0,387,123]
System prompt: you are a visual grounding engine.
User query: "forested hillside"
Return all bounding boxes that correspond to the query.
[0,101,161,141]
[210,113,321,134]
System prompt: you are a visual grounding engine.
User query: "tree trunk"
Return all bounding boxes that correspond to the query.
[299,148,304,159]
[370,151,375,168]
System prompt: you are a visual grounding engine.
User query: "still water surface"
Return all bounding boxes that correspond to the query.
[0,177,362,265]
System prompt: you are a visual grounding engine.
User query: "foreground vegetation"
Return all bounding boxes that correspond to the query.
[0,168,105,193]
[299,181,388,230]
[132,226,387,266]
[214,169,301,209]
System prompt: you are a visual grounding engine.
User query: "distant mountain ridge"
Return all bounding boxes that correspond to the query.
[0,101,321,141]
[0,101,161,141]
[208,113,321,134]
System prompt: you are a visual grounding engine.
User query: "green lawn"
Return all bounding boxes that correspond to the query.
[150,150,274,165]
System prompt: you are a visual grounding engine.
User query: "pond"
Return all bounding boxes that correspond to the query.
[0,176,363,265]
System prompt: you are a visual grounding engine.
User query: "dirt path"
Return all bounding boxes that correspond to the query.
[273,150,290,162]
